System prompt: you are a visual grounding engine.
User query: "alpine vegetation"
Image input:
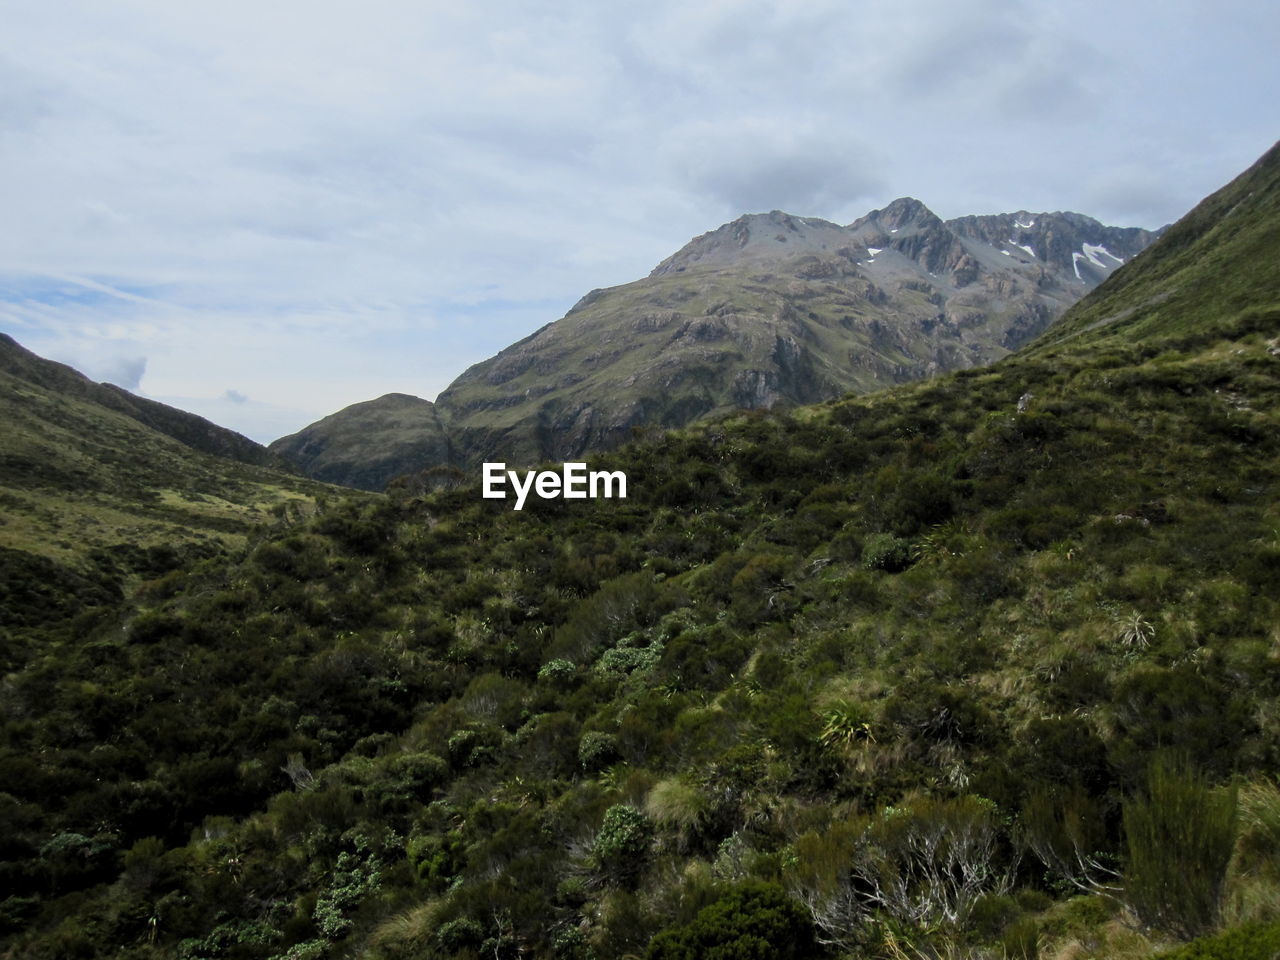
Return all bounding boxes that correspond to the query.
[1,142,1279,960]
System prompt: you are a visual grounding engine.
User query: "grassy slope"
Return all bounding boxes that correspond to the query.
[1034,141,1280,352]
[0,354,355,623]
[268,393,451,493]
[1,146,1278,959]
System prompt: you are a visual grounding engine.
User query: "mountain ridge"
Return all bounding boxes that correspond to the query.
[274,199,1158,490]
[0,332,288,471]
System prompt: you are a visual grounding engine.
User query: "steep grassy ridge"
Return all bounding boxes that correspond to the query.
[1035,141,1280,351]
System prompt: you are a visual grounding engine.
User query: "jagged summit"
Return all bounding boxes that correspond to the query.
[946,210,1153,282]
[849,196,945,233]
[648,199,1155,290]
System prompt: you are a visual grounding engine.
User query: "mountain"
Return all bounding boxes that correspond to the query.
[4,143,1278,960]
[0,333,286,470]
[277,201,1156,488]
[269,393,451,492]
[0,333,345,617]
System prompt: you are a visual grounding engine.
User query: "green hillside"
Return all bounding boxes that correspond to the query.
[0,334,288,471]
[1033,142,1280,352]
[0,336,351,628]
[268,393,452,493]
[1,143,1278,960]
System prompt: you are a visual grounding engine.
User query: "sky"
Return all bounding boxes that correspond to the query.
[1,0,1277,443]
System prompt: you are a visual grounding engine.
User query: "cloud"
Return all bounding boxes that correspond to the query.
[661,117,886,219]
[37,342,147,391]
[222,389,248,404]
[100,355,147,391]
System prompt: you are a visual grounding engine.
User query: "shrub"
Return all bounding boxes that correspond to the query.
[538,658,577,685]
[127,610,183,645]
[1110,666,1251,779]
[371,751,447,809]
[549,573,670,662]
[460,672,527,729]
[593,804,652,877]
[578,731,619,772]
[1020,784,1119,897]
[436,916,484,953]
[854,794,1016,927]
[788,795,1015,944]
[1123,755,1237,940]
[658,623,750,691]
[862,533,914,572]
[646,881,814,960]
[596,638,664,678]
[1155,922,1280,960]
[883,681,995,751]
[1009,716,1111,793]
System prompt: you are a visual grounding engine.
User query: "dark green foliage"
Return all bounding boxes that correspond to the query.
[645,881,814,960]
[0,548,121,628]
[1110,665,1252,780]
[594,804,652,877]
[861,533,914,572]
[549,572,670,661]
[1155,922,1280,960]
[1009,717,1111,794]
[436,916,484,952]
[659,622,751,690]
[884,680,996,751]
[1123,756,1238,940]
[578,731,619,772]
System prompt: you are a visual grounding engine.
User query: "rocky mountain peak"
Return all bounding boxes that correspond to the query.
[649,210,851,277]
[851,196,945,233]
[945,210,1159,284]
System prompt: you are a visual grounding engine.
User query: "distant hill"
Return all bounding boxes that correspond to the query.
[276,200,1157,488]
[269,392,451,492]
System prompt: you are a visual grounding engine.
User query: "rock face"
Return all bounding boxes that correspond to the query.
[280,200,1161,489]
[269,393,450,492]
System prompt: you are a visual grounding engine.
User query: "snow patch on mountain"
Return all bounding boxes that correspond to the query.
[1082,243,1124,267]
